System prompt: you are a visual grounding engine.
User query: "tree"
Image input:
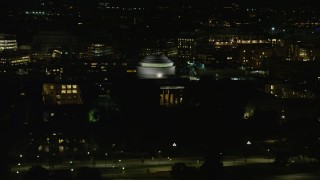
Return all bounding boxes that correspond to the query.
[51,170,73,180]
[0,164,9,180]
[24,165,49,180]
[75,167,101,180]
[171,163,197,179]
[200,153,224,179]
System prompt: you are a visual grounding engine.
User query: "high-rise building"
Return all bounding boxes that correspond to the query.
[178,36,195,59]
[32,31,78,60]
[0,34,18,52]
[0,52,30,66]
[87,44,113,60]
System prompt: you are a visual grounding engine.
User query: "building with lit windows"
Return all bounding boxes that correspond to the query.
[32,31,78,60]
[0,34,18,52]
[42,84,82,105]
[137,55,175,79]
[286,43,320,61]
[265,83,315,99]
[177,31,204,60]
[238,44,273,69]
[178,37,194,59]
[140,39,177,58]
[159,86,184,106]
[208,28,239,48]
[0,51,30,66]
[88,44,113,60]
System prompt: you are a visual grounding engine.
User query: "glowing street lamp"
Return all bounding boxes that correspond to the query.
[158,150,162,165]
[105,153,108,169]
[267,149,271,164]
[245,141,251,164]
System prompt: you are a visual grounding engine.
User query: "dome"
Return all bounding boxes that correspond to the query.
[141,54,173,63]
[137,54,175,79]
[139,55,174,68]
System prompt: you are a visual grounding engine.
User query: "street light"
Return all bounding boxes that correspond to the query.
[245,141,251,164]
[158,150,161,165]
[105,153,108,169]
[36,155,40,164]
[19,154,23,172]
[267,149,270,164]
[18,163,21,172]
[172,142,177,158]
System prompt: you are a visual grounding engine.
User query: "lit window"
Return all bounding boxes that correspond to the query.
[271,85,274,90]
[72,90,77,94]
[61,90,66,94]
[50,85,54,90]
[62,85,66,89]
[72,85,77,89]
[67,90,71,94]
[67,85,72,89]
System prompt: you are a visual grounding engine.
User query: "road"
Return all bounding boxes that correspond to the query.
[11,156,320,179]
[11,156,273,173]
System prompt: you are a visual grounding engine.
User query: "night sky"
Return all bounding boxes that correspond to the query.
[1,0,319,9]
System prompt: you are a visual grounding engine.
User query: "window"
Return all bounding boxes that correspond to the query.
[72,85,77,89]
[271,85,274,90]
[67,85,72,89]
[67,90,71,94]
[72,90,77,94]
[62,85,66,89]
[61,90,66,94]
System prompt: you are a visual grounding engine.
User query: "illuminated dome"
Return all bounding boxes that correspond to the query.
[137,55,175,79]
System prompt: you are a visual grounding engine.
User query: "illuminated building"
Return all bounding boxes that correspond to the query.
[140,39,177,58]
[159,86,184,106]
[0,52,30,66]
[45,67,63,80]
[178,32,203,60]
[137,55,175,79]
[208,28,238,48]
[42,84,82,105]
[265,84,315,99]
[0,34,18,52]
[32,31,78,60]
[286,43,320,61]
[178,37,194,59]
[239,45,273,69]
[88,44,113,60]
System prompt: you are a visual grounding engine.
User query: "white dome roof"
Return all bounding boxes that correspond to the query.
[137,54,175,79]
